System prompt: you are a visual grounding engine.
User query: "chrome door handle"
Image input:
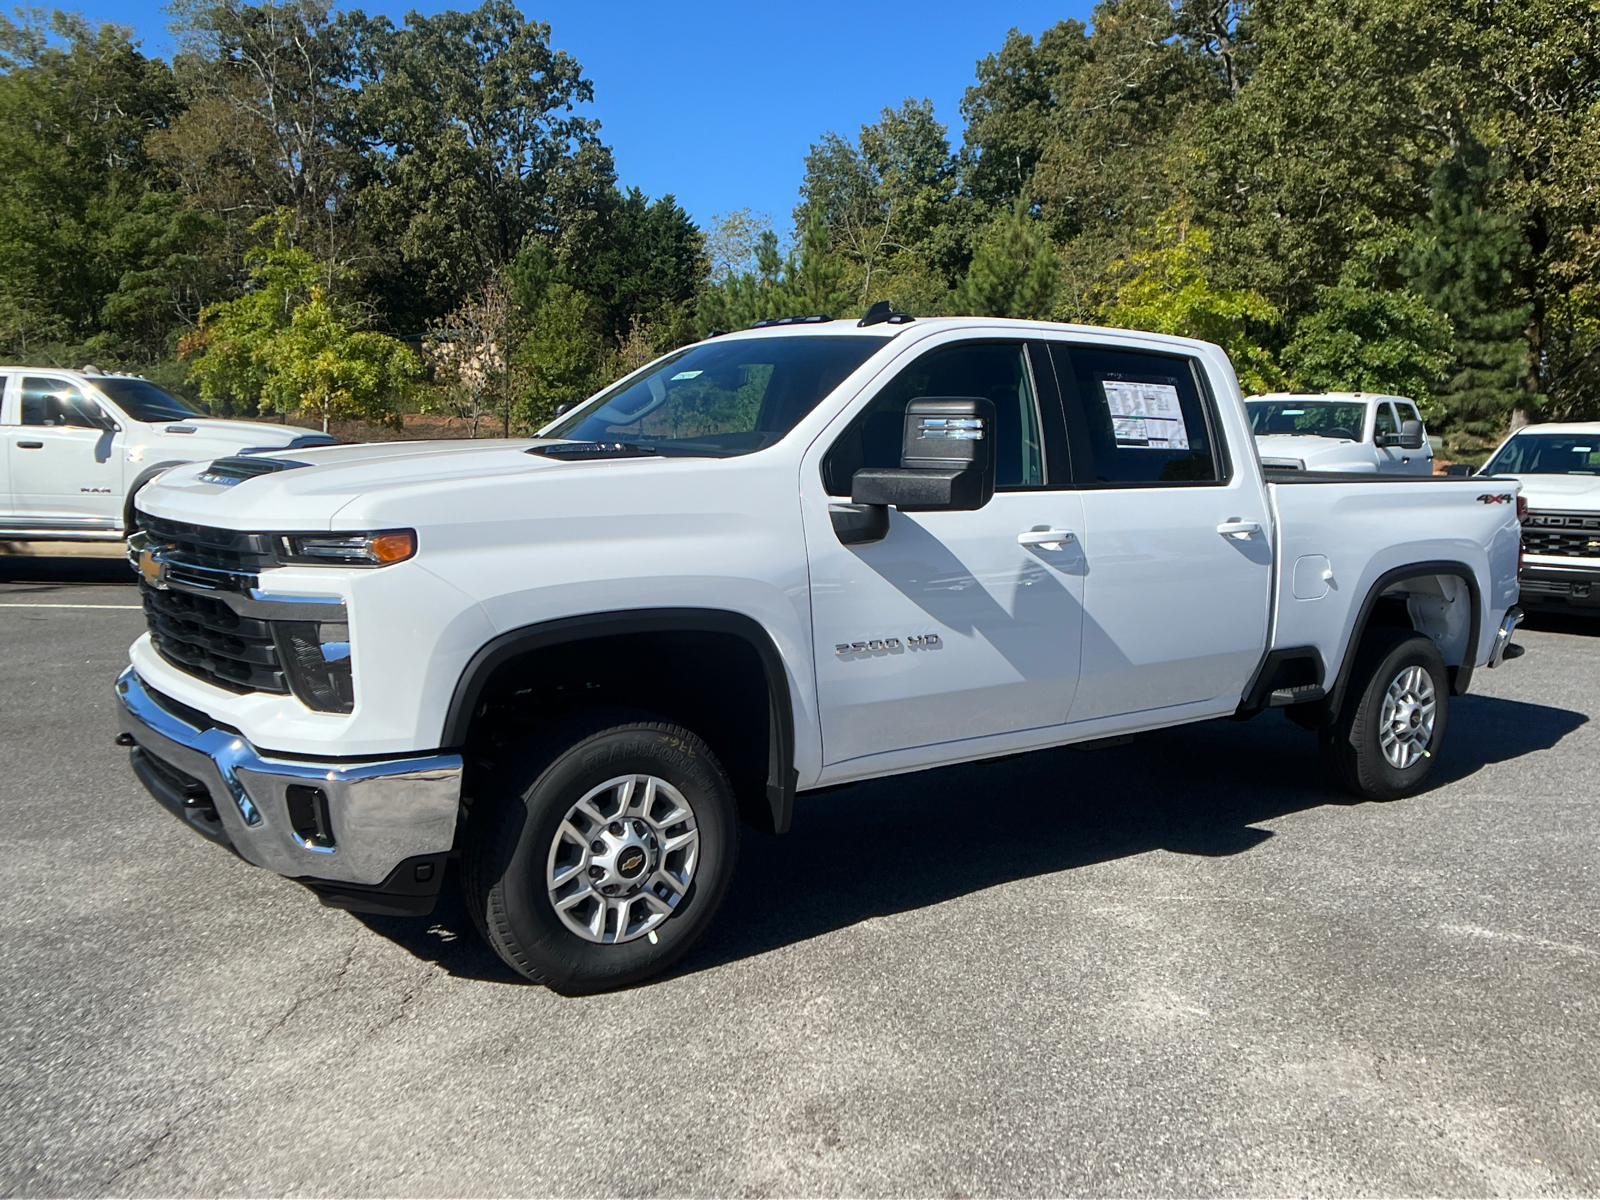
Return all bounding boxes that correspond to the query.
[1018,528,1076,549]
[1216,519,1261,539]
[17,441,43,449]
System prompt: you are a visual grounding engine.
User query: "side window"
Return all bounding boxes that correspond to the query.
[21,378,99,429]
[1048,344,1220,485]
[1396,401,1422,426]
[1373,404,1399,440]
[823,341,1046,496]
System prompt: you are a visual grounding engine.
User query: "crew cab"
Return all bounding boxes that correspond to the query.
[0,366,336,541]
[114,316,1524,992]
[1249,391,1434,474]
[1478,422,1600,616]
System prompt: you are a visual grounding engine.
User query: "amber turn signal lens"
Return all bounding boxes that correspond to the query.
[370,531,416,563]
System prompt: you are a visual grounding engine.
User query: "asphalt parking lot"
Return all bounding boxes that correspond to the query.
[2,555,1597,1197]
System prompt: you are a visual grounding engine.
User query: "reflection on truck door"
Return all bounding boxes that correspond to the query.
[1041,342,1272,723]
[804,339,1086,764]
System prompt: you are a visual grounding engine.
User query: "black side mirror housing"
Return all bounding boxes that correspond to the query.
[1398,418,1426,450]
[850,397,997,512]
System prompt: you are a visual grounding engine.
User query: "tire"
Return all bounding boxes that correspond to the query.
[124,462,186,534]
[462,710,739,993]
[1319,629,1450,801]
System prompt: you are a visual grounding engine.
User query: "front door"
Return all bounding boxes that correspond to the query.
[804,339,1086,766]
[8,376,123,522]
[1038,341,1273,723]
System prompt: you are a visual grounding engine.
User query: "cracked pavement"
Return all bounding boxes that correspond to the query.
[2,564,1598,1196]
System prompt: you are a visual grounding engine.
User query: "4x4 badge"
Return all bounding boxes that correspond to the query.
[1476,493,1515,504]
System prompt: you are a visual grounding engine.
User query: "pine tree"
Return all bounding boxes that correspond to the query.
[1405,141,1532,458]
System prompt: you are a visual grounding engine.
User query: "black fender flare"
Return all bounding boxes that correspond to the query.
[123,461,189,533]
[1326,559,1482,714]
[443,607,798,834]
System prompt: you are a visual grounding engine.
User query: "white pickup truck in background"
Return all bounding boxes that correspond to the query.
[0,366,336,542]
[1249,391,1435,474]
[1479,421,1600,616]
[115,315,1524,992]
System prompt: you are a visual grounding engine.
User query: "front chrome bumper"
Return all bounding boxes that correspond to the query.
[115,668,462,886]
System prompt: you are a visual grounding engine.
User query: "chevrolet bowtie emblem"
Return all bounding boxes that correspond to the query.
[138,547,168,589]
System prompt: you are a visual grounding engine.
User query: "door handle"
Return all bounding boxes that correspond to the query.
[1018,528,1076,549]
[17,440,43,449]
[1216,519,1261,539]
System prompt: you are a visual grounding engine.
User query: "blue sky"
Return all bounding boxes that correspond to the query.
[87,0,1095,234]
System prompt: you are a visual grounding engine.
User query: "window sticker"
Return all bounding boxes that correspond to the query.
[670,370,703,380]
[1101,380,1190,450]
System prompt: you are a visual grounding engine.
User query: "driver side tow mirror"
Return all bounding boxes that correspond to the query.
[1397,418,1426,450]
[830,397,997,546]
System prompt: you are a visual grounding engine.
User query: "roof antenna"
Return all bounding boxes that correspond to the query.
[858,301,913,328]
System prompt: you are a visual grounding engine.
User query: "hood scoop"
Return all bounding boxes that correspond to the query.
[527,441,658,461]
[197,455,312,486]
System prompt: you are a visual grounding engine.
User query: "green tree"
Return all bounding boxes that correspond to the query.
[1405,141,1532,454]
[949,204,1058,320]
[351,0,601,325]
[0,10,182,357]
[1283,266,1454,406]
[264,286,420,430]
[1094,215,1284,394]
[514,282,604,428]
[186,211,416,424]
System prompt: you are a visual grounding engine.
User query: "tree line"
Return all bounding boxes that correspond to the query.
[3,0,1596,456]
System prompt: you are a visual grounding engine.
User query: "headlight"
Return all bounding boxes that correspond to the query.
[276,530,416,566]
[274,620,354,713]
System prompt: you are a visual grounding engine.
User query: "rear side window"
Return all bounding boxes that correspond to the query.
[1045,345,1221,485]
[1396,401,1422,425]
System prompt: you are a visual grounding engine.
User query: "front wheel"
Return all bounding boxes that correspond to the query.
[1319,630,1450,801]
[463,712,739,992]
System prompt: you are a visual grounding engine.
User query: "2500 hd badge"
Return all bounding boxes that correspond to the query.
[836,634,942,655]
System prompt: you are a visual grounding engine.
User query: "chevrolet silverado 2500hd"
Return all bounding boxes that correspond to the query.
[1248,391,1435,474]
[115,315,1525,991]
[1478,421,1600,616]
[0,366,336,541]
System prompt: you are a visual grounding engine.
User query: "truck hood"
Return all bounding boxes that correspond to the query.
[130,417,332,450]
[139,438,674,529]
[1501,472,1600,510]
[1254,434,1371,469]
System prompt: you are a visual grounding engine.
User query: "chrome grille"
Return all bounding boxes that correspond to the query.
[1522,511,1600,559]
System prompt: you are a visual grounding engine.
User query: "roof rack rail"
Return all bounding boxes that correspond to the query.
[749,314,833,328]
[858,300,913,327]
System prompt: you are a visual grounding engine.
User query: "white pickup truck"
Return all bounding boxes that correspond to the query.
[0,366,336,541]
[114,316,1524,992]
[1478,421,1600,616]
[1249,391,1435,475]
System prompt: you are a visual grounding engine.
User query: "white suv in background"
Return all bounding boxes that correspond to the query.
[1480,422,1600,617]
[0,367,336,541]
[1248,392,1434,475]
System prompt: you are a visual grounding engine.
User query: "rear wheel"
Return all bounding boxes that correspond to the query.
[463,711,739,992]
[1319,630,1450,801]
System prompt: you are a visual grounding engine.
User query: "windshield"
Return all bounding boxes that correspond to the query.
[1248,400,1368,440]
[93,377,205,423]
[1484,434,1600,476]
[544,335,884,457]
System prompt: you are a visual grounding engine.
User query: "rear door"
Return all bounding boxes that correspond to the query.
[803,337,1086,765]
[1037,341,1272,723]
[9,375,123,524]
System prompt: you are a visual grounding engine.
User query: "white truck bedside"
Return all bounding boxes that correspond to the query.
[0,366,336,541]
[114,315,1525,991]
